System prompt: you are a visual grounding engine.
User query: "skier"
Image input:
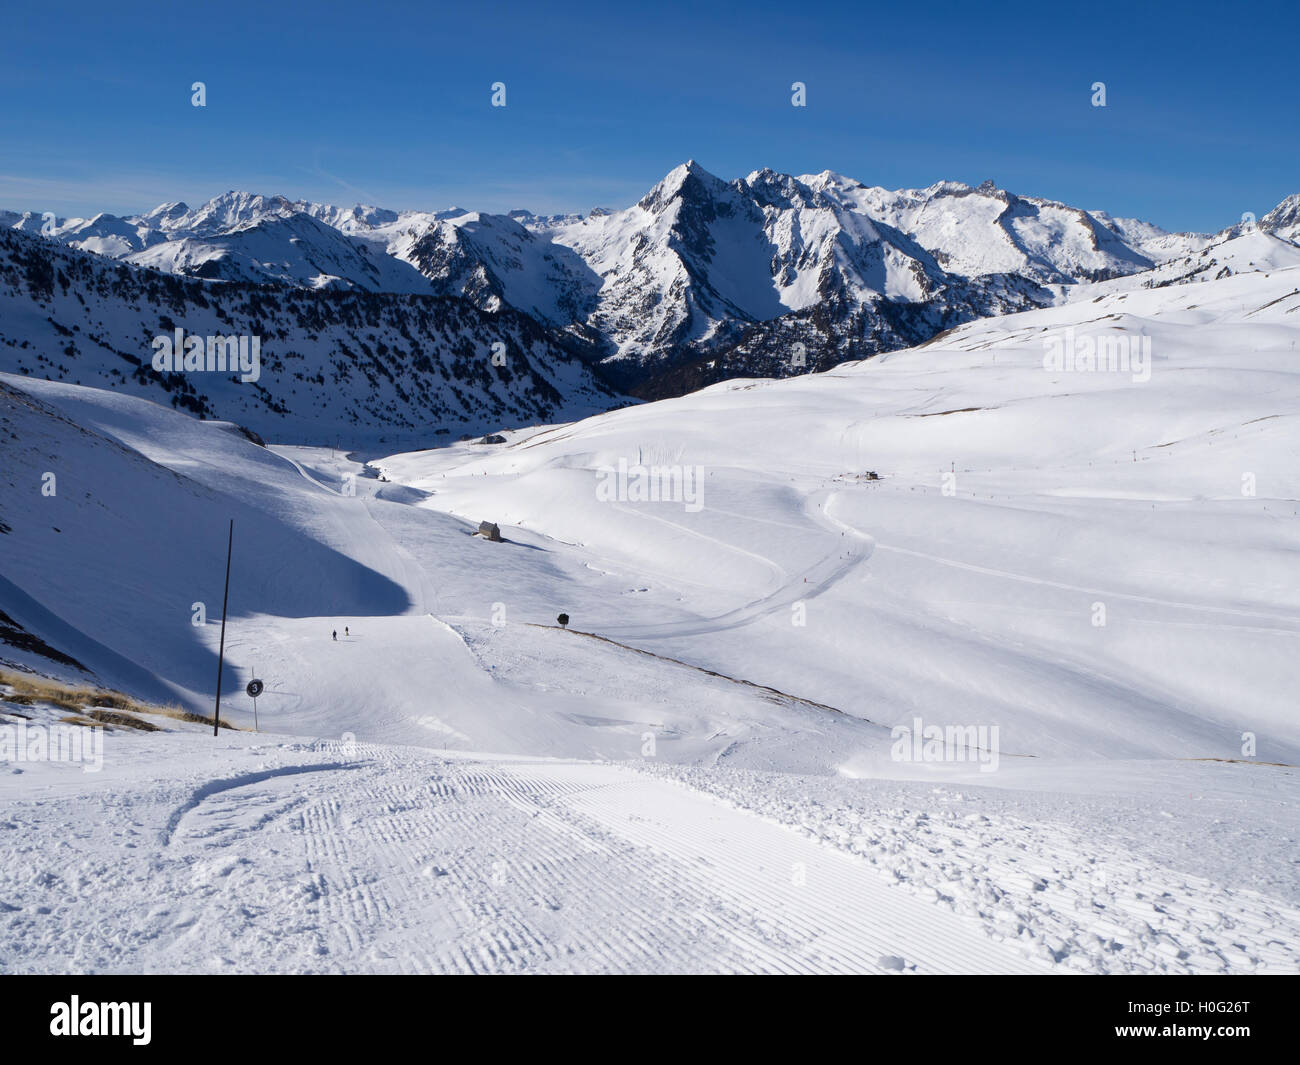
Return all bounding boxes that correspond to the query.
[345,626,349,637]
[332,630,337,641]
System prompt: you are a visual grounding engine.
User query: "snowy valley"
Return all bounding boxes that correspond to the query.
[2,171,1299,975]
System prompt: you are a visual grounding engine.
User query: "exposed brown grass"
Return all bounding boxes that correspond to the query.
[86,692,137,711]
[0,669,238,731]
[152,705,239,730]
[84,709,160,732]
[1,673,91,712]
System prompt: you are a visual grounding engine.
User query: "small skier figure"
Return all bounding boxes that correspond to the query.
[332,630,337,641]
[345,626,349,637]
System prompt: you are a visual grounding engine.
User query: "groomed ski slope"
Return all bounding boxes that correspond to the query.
[5,726,1298,974]
[2,247,1299,973]
[1,733,1053,974]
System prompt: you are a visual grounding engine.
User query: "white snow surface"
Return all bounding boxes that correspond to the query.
[2,257,1299,974]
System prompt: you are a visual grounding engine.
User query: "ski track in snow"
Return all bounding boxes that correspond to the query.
[647,765,1300,975]
[2,742,1057,974]
[606,489,873,640]
[6,741,1295,974]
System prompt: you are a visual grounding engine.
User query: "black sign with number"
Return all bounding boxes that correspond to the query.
[246,679,264,698]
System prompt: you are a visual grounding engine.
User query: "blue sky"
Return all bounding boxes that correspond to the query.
[2,0,1296,231]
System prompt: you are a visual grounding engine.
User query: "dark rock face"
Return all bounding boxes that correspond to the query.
[0,228,623,445]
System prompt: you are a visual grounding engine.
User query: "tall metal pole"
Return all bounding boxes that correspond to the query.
[213,519,233,737]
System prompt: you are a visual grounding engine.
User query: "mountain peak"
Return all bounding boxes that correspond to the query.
[642,160,724,205]
[1261,192,1300,227]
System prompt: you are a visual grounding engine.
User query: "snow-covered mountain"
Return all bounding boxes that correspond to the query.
[519,162,1162,392]
[134,191,425,240]
[5,209,167,256]
[17,167,1295,400]
[1067,228,1300,300]
[124,211,436,292]
[532,162,968,387]
[802,173,1157,283]
[392,210,602,326]
[0,226,622,445]
[1087,210,1212,263]
[1257,192,1300,243]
